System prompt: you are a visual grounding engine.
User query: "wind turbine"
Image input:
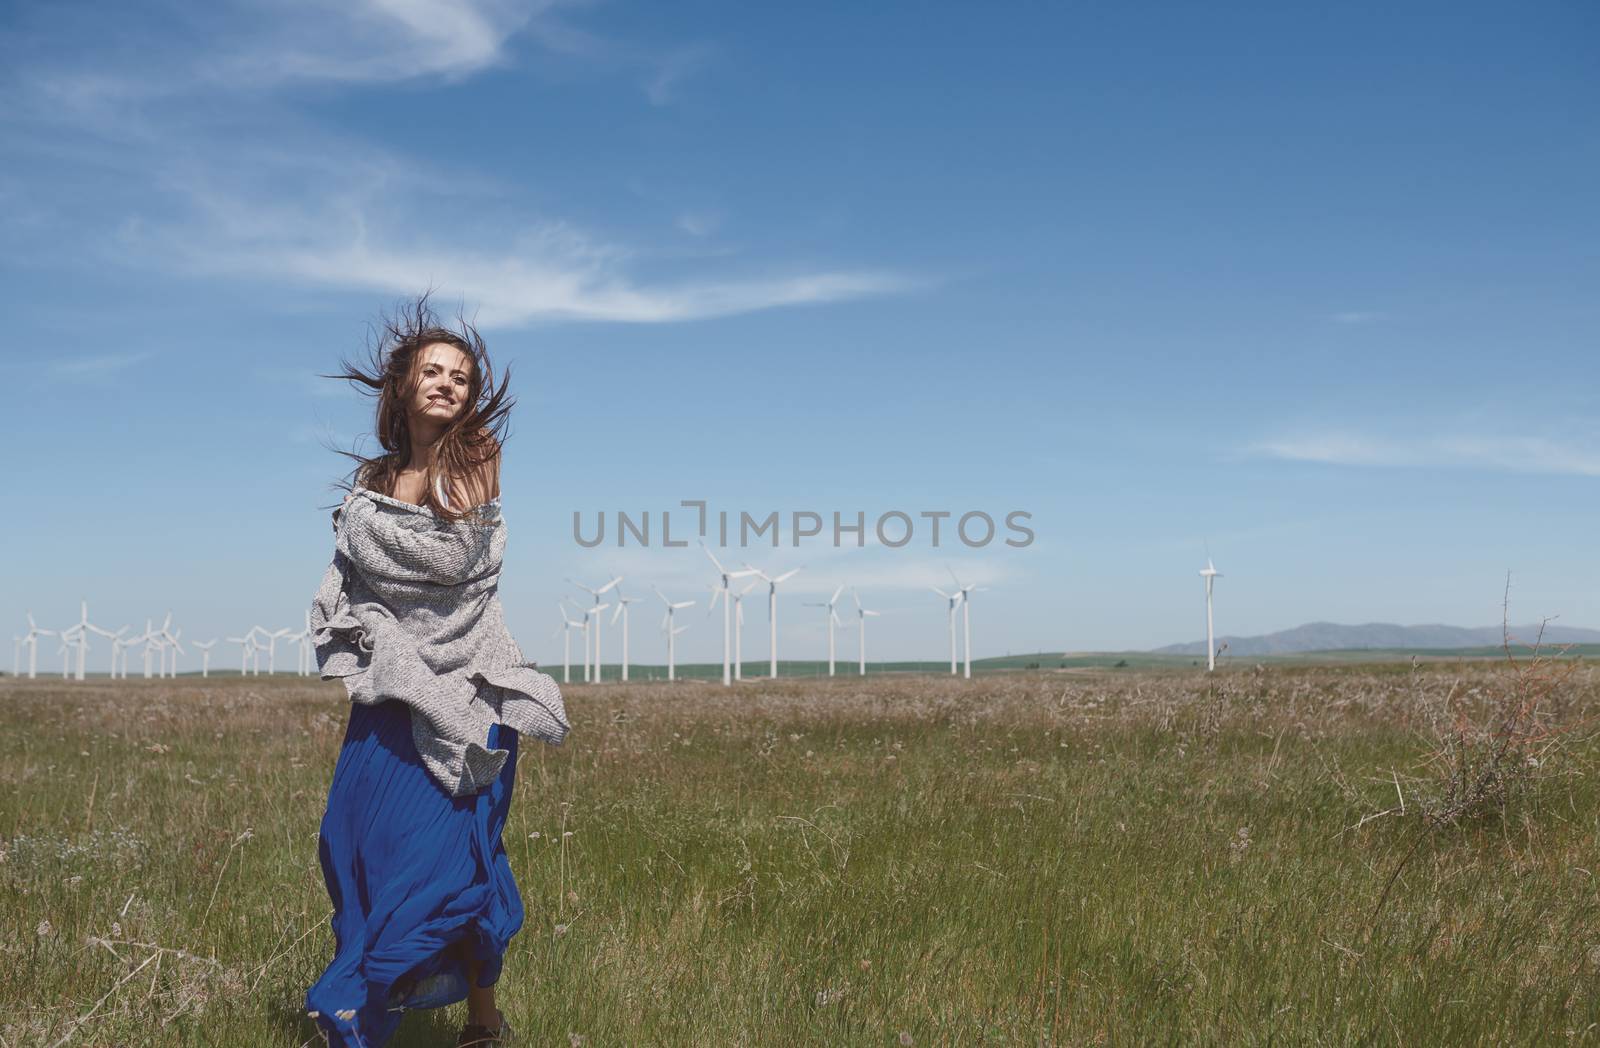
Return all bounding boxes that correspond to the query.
[193,639,217,677]
[158,615,183,677]
[702,543,759,686]
[730,580,759,681]
[931,587,962,675]
[851,588,881,676]
[555,604,585,684]
[113,624,145,679]
[134,618,161,678]
[947,567,988,680]
[568,575,622,683]
[563,599,590,682]
[264,627,294,675]
[652,585,696,682]
[226,634,253,675]
[745,563,802,679]
[61,601,117,680]
[245,626,278,675]
[803,585,846,677]
[610,588,646,683]
[21,614,54,679]
[1200,558,1223,672]
[55,633,72,677]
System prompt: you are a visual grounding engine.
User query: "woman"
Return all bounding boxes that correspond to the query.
[305,294,569,1048]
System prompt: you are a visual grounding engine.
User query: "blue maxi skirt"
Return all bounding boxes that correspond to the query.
[307,699,522,1047]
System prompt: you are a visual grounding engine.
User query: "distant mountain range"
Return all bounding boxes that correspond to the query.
[1151,621,1600,656]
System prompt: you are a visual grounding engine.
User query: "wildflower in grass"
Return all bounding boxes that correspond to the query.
[35,920,51,937]
[900,1033,915,1046]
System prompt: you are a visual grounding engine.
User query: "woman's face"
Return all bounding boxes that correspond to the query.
[408,342,472,429]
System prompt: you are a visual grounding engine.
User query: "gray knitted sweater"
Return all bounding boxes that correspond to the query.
[310,486,569,796]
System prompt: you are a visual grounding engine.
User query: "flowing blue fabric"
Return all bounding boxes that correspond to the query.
[307,698,522,1047]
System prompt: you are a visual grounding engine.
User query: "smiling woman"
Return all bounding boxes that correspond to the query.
[306,291,546,1048]
[321,290,512,523]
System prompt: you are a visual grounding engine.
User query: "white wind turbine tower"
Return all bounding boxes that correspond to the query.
[652,585,696,682]
[931,587,962,675]
[61,601,118,680]
[109,631,127,679]
[610,588,646,683]
[55,633,72,677]
[561,598,596,682]
[745,563,802,679]
[851,588,881,676]
[1200,557,1223,672]
[134,618,160,678]
[264,627,294,675]
[226,634,253,675]
[803,585,846,677]
[554,605,585,684]
[702,543,759,687]
[729,580,759,682]
[22,613,56,679]
[568,575,622,683]
[947,567,988,680]
[158,615,183,677]
[114,624,146,679]
[193,639,217,677]
[245,626,276,675]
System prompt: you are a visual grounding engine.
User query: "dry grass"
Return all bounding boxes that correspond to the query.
[2,664,1599,1045]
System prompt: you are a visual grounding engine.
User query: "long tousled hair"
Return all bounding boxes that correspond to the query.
[320,290,514,524]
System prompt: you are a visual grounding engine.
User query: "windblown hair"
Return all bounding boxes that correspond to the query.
[321,291,514,524]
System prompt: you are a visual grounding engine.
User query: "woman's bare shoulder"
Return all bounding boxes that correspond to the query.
[448,433,501,510]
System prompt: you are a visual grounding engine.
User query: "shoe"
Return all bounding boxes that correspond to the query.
[457,1013,513,1046]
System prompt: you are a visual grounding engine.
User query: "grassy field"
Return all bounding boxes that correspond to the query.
[3,664,1599,1046]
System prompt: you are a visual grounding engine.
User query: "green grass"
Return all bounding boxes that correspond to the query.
[3,666,1599,1045]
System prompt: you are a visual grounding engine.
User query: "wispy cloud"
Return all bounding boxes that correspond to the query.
[6,1,911,328]
[48,351,154,379]
[1328,311,1385,325]
[644,43,714,106]
[1250,432,1600,476]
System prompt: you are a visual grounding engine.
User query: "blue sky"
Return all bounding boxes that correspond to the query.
[4,0,1597,670]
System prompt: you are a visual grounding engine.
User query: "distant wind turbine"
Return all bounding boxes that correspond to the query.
[803,585,846,677]
[652,585,696,682]
[730,580,759,681]
[851,588,881,676]
[568,575,622,683]
[1200,558,1223,672]
[158,615,183,677]
[226,634,253,675]
[21,613,54,679]
[554,604,585,684]
[702,543,759,686]
[745,563,802,679]
[610,588,646,683]
[947,567,988,680]
[193,639,217,677]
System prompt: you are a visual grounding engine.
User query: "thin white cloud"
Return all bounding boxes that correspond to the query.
[1250,432,1600,476]
[7,0,913,328]
[644,43,714,106]
[1329,311,1384,325]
